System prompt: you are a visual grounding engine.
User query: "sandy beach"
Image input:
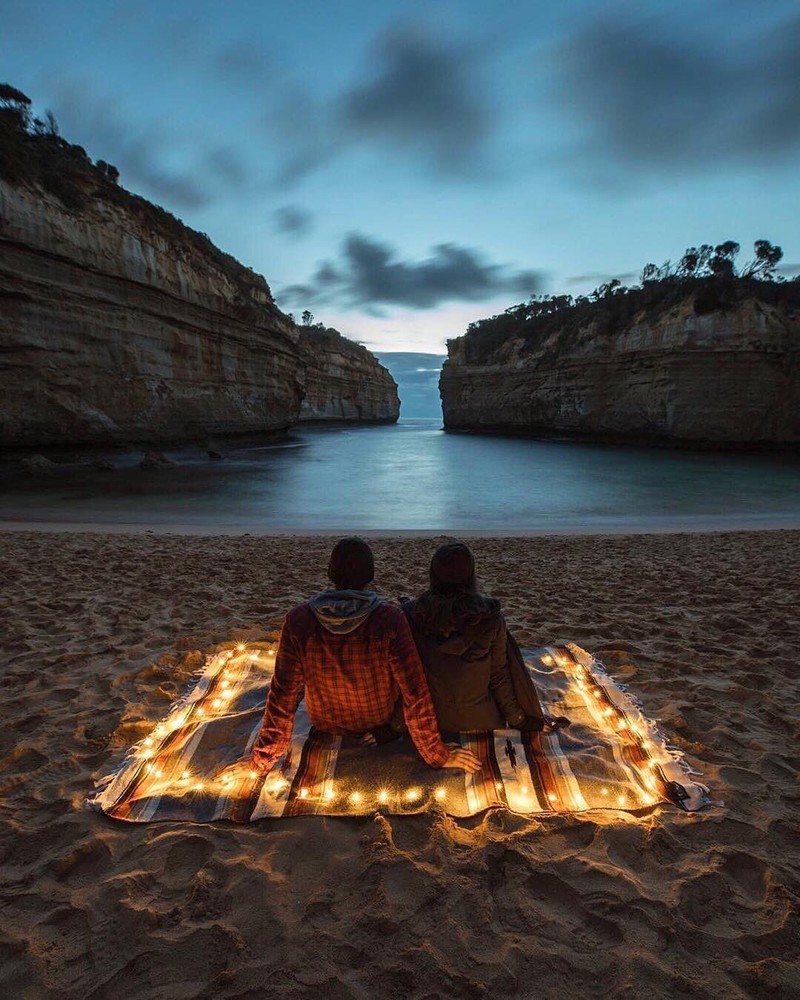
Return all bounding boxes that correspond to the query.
[1,529,799,1000]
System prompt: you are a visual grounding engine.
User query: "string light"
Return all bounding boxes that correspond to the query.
[299,787,309,799]
[143,737,154,747]
[378,789,389,804]
[324,788,335,801]
[405,787,421,802]
[249,771,257,780]
[434,787,446,801]
[349,791,363,805]
[547,792,557,804]
[541,654,554,665]
[236,643,246,652]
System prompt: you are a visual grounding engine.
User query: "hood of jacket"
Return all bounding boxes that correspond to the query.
[406,593,502,659]
[307,589,382,634]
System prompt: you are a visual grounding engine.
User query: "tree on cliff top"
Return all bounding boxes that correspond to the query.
[460,239,796,365]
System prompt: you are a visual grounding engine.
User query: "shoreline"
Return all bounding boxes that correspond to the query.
[3,514,800,536]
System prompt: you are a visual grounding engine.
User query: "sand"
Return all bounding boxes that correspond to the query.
[1,529,799,1000]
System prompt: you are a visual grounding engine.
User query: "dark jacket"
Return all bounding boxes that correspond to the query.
[402,595,527,733]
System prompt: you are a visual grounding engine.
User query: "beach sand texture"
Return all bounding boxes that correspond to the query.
[1,530,798,1000]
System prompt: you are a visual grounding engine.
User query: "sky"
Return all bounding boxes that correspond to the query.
[3,0,799,353]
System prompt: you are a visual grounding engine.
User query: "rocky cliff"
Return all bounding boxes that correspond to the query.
[0,176,396,447]
[297,327,399,423]
[441,296,800,447]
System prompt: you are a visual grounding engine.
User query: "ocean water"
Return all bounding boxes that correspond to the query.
[2,419,800,532]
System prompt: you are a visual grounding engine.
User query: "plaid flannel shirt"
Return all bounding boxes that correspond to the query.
[252,601,450,770]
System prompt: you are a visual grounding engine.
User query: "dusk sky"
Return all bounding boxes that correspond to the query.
[3,0,799,352]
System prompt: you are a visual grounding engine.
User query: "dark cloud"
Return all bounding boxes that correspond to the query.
[340,25,491,173]
[557,9,800,169]
[279,233,540,310]
[272,204,314,236]
[213,41,272,85]
[269,22,495,185]
[46,79,247,210]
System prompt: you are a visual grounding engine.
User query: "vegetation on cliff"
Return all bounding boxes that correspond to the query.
[457,241,799,365]
[0,83,272,306]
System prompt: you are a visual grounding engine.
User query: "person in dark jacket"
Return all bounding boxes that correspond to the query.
[401,542,569,736]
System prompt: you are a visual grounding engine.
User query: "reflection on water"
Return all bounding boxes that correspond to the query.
[2,419,800,531]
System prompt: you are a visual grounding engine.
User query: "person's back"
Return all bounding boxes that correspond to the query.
[403,592,519,733]
[243,537,481,777]
[404,541,563,735]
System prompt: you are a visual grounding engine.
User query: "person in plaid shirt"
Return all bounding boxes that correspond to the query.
[245,537,480,775]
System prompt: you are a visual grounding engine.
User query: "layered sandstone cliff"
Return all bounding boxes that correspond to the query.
[0,177,397,447]
[440,297,800,447]
[298,327,399,423]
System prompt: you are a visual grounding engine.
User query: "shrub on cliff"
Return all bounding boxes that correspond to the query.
[0,80,276,312]
[458,242,799,365]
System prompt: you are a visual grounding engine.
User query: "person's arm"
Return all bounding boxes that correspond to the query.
[487,618,527,727]
[388,612,474,769]
[250,613,305,773]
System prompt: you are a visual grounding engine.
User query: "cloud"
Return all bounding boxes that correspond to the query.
[272,204,314,236]
[46,78,246,211]
[278,233,540,310]
[339,25,492,174]
[556,8,800,169]
[270,22,495,184]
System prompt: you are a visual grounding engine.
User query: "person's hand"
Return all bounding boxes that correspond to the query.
[443,745,482,773]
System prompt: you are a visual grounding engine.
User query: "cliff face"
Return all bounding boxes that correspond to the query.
[0,179,397,447]
[0,179,306,447]
[440,298,800,447]
[297,327,399,424]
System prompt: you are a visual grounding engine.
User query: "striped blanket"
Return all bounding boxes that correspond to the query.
[87,643,709,822]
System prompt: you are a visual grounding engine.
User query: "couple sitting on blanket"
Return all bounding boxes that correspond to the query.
[230,538,568,781]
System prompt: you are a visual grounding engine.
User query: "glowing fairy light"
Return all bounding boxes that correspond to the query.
[299,787,309,799]
[495,781,503,791]
[601,787,609,796]
[520,785,529,795]
[541,654,554,665]
[236,643,246,652]
[144,737,154,747]
[405,787,421,802]
[221,680,230,689]
[547,792,557,804]
[324,788,335,802]
[154,724,166,737]
[603,707,614,717]
[434,787,446,801]
[593,690,602,698]
[616,795,625,806]
[249,771,258,780]
[141,748,153,759]
[378,789,389,804]
[349,791,363,805]
[154,768,163,779]
[195,782,204,792]
[618,721,628,731]
[212,698,223,709]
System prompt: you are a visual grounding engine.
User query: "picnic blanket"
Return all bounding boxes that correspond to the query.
[87,642,709,822]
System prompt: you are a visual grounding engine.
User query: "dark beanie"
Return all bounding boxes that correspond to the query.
[328,536,375,590]
[429,542,475,592]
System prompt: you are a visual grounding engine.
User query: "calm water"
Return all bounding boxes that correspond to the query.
[2,419,800,532]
